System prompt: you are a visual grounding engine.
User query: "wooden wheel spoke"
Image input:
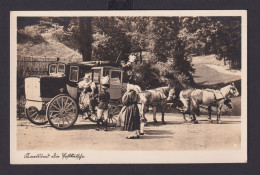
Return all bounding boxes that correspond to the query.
[65,102,73,110]
[26,107,48,125]
[51,104,60,111]
[66,107,76,112]
[56,99,61,108]
[61,97,64,108]
[64,98,69,109]
[50,110,60,113]
[111,116,117,122]
[110,107,119,115]
[52,114,60,121]
[47,95,78,129]
[66,113,75,120]
[64,116,70,124]
[33,113,40,121]
[30,111,38,118]
[53,115,61,123]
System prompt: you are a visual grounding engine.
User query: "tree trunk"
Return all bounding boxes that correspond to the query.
[79,17,93,61]
[139,50,142,63]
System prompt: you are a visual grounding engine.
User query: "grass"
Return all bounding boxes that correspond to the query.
[18,24,82,62]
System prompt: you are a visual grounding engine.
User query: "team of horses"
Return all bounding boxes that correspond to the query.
[137,82,239,124]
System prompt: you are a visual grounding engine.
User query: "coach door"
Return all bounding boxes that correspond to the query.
[109,70,123,100]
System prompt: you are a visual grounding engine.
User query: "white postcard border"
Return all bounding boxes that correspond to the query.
[10,10,247,164]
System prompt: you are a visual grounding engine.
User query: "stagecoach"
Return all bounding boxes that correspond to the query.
[24,61,125,129]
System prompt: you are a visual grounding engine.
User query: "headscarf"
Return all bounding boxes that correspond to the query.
[127,83,141,93]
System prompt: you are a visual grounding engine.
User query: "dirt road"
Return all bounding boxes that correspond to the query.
[17,112,241,151]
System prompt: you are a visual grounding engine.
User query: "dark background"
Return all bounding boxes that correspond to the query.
[1,0,260,175]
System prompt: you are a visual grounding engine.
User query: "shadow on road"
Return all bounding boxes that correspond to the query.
[145,121,185,127]
[141,129,174,139]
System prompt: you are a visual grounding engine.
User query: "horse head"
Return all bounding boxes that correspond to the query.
[165,85,177,102]
[228,82,239,97]
[220,82,240,98]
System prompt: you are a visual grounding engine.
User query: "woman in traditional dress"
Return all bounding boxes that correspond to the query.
[121,84,141,139]
[78,74,97,118]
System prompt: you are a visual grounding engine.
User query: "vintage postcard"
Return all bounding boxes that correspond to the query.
[10,10,247,164]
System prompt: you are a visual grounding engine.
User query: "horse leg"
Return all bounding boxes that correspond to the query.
[141,104,148,125]
[161,105,166,125]
[191,114,198,124]
[190,99,199,124]
[183,113,187,122]
[152,106,158,123]
[217,106,222,124]
[208,106,213,123]
[189,113,192,120]
[182,99,189,122]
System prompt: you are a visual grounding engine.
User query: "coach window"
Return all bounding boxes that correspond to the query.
[93,69,101,83]
[69,66,79,82]
[104,69,110,76]
[110,71,121,84]
[49,64,57,74]
[58,64,65,74]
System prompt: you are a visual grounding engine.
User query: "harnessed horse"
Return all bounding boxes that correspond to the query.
[178,88,195,122]
[189,82,239,123]
[138,86,176,124]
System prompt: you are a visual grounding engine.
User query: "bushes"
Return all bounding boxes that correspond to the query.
[130,59,195,90]
[17,30,46,44]
[153,59,195,88]
[132,63,163,90]
[52,31,80,51]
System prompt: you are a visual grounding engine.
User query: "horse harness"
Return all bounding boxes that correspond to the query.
[205,89,226,105]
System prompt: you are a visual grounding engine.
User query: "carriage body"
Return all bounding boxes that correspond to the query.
[24,62,68,111]
[24,60,124,129]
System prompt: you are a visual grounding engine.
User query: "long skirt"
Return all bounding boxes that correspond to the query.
[122,104,140,131]
[79,92,91,112]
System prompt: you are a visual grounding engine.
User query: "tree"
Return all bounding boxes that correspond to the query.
[180,17,241,69]
[149,17,195,86]
[92,17,131,62]
[126,17,154,63]
[79,17,93,61]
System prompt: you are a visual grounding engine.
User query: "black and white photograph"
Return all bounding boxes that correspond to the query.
[10,10,247,164]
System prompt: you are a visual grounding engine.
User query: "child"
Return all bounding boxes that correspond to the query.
[96,77,110,131]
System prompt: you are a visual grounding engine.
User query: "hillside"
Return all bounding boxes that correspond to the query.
[17,24,82,62]
[192,55,241,89]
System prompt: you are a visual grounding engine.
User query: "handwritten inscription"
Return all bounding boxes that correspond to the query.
[24,153,85,160]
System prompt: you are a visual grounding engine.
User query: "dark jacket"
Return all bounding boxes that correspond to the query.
[97,91,110,110]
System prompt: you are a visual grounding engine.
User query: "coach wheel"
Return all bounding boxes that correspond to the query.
[47,95,78,129]
[88,113,98,122]
[107,105,120,127]
[25,106,48,125]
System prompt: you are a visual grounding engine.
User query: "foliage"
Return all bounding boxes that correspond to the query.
[17,16,241,90]
[131,63,162,90]
[17,30,46,44]
[92,17,131,62]
[153,59,195,88]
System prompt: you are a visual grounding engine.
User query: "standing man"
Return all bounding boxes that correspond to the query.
[96,76,110,131]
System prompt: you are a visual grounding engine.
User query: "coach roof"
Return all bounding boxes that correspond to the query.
[66,61,120,67]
